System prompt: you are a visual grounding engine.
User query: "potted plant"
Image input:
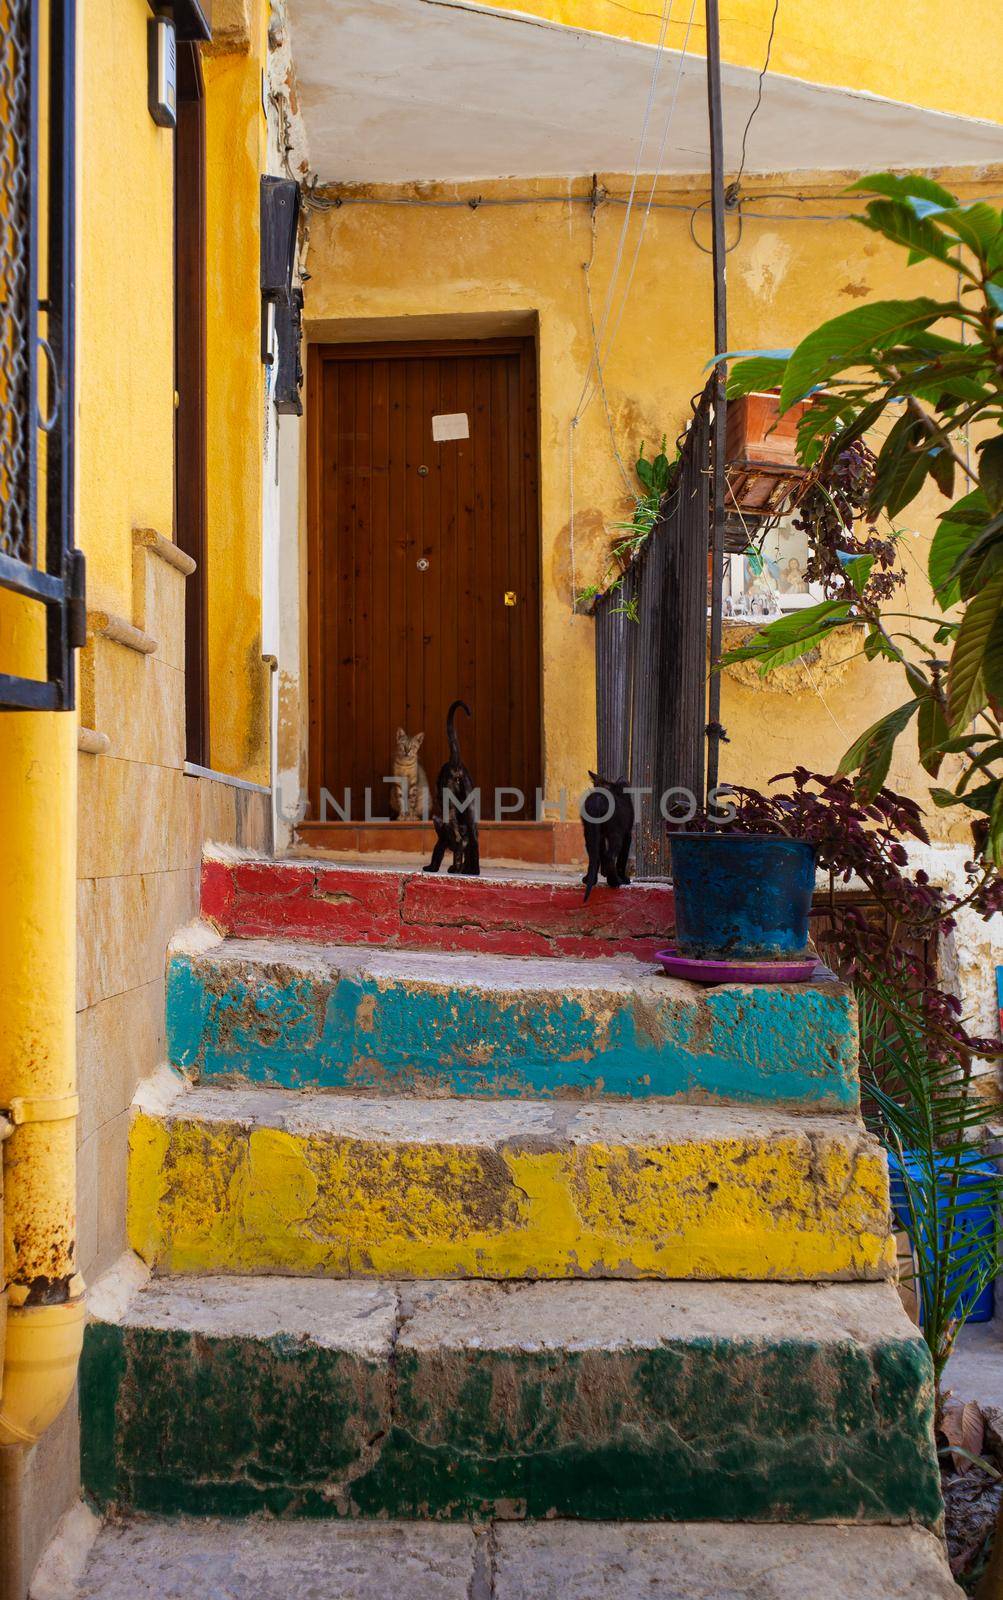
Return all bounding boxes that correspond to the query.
[724,389,808,517]
[670,769,931,963]
[668,768,983,968]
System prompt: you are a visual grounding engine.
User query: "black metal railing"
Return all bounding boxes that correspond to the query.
[0,0,83,711]
[593,381,716,879]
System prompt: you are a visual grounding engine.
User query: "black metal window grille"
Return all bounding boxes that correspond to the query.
[593,380,716,879]
[0,0,82,711]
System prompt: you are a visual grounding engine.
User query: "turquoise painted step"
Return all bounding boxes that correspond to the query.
[166,937,859,1107]
[80,1265,940,1525]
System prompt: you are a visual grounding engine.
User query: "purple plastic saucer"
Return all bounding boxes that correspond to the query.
[653,947,819,984]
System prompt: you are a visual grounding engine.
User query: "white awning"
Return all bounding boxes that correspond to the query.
[286,0,1003,184]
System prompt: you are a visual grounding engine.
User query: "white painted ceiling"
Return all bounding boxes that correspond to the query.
[286,0,1003,184]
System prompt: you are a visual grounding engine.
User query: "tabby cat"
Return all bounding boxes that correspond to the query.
[389,727,430,820]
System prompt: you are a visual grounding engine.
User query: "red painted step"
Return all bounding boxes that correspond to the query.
[201,854,674,959]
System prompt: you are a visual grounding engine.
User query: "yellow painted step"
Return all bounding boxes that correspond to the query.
[128,1070,895,1282]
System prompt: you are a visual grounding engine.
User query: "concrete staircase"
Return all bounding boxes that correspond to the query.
[74,851,959,1597]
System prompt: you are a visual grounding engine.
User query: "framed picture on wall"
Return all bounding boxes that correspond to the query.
[722,515,826,619]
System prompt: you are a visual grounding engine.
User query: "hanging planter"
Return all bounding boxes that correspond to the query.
[725,390,808,517]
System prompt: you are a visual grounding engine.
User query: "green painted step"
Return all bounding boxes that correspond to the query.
[80,1259,941,1525]
[166,935,859,1108]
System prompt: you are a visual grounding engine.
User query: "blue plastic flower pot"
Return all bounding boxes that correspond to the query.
[668,833,816,960]
[888,1150,996,1325]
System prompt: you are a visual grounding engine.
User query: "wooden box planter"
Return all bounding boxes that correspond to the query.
[725,391,808,517]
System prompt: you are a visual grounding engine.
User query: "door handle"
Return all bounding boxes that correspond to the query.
[504,592,517,607]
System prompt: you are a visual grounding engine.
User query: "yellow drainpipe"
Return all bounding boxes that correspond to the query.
[0,673,85,1454]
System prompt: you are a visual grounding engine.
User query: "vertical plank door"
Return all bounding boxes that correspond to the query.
[308,338,541,820]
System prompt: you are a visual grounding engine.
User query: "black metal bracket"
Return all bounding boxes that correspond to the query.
[273,288,304,415]
[146,0,212,42]
[0,0,81,712]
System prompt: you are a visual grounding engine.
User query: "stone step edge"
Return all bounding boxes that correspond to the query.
[33,1514,963,1600]
[92,1253,919,1351]
[134,1064,869,1140]
[169,929,847,993]
[128,1069,895,1284]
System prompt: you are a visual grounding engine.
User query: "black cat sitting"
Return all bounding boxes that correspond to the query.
[582,771,634,901]
[424,700,480,876]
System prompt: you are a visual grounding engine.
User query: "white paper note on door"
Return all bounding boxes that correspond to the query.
[432,412,470,442]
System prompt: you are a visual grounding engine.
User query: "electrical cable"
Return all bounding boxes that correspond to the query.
[729,0,780,203]
[688,195,743,254]
[689,0,779,253]
[307,189,862,223]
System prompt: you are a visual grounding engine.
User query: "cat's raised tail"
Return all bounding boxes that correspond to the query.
[446,699,472,763]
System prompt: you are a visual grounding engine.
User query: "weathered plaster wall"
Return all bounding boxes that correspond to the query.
[77,0,270,784]
[297,168,999,839]
[77,0,174,617]
[204,23,271,784]
[475,0,1003,127]
[22,2,273,1590]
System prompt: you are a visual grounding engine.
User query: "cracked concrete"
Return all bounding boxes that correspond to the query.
[35,1516,961,1599]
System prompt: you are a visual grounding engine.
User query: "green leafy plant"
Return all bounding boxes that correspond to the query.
[859,979,1003,1411]
[721,172,1003,864]
[691,768,1003,1410]
[577,436,675,615]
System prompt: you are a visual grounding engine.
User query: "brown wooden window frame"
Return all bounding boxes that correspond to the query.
[174,41,209,764]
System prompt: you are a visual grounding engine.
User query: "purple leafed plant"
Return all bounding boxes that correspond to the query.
[677,767,1002,1060]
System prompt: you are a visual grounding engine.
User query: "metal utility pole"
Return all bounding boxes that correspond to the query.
[704,0,728,801]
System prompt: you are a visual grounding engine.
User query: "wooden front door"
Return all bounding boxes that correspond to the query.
[307,338,541,819]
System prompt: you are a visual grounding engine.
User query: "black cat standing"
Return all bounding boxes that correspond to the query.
[582,772,634,901]
[424,700,480,876]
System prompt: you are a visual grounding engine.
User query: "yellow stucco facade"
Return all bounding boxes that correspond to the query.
[78,0,269,783]
[2,2,273,1590]
[299,166,999,837]
[204,36,270,783]
[5,1,1003,1590]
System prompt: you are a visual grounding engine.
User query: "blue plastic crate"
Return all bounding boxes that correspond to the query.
[888,1149,997,1325]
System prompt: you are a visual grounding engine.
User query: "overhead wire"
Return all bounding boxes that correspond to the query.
[729,0,780,203]
[570,0,678,607]
[571,0,699,585]
[306,189,871,223]
[688,0,780,253]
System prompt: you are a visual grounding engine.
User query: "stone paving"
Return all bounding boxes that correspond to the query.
[36,1515,961,1600]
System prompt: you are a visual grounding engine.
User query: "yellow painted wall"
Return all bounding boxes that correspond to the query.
[76,0,268,783]
[78,0,174,618]
[12,3,273,1585]
[475,0,1003,127]
[301,168,1002,841]
[204,30,269,783]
